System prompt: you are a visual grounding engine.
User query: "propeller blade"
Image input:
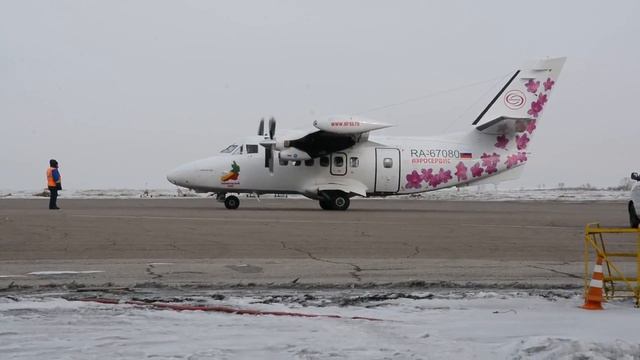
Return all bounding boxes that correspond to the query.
[258,118,265,136]
[268,117,276,140]
[264,146,271,168]
[269,149,275,173]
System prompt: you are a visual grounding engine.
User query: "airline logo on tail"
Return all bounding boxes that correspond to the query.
[504,90,525,110]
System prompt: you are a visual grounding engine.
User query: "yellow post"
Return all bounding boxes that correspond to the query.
[637,230,640,306]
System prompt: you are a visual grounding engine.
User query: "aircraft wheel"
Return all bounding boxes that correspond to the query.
[224,195,240,210]
[331,194,350,211]
[319,199,332,210]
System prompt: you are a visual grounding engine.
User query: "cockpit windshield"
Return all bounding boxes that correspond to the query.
[220,144,238,153]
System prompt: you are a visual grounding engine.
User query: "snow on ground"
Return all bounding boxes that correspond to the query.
[0,187,631,201]
[1,291,639,359]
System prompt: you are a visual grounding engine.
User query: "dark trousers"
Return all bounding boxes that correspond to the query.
[49,187,58,209]
[630,201,640,228]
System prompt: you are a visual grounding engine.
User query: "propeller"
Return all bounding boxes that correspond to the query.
[259,117,277,174]
[257,118,265,136]
[268,117,276,139]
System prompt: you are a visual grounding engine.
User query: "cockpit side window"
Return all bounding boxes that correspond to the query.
[246,145,259,154]
[235,145,243,155]
[220,144,238,153]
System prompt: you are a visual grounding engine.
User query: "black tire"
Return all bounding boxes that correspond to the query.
[319,199,332,210]
[629,201,639,228]
[331,194,350,211]
[224,195,240,210]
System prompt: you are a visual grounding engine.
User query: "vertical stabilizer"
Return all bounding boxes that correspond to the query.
[473,57,566,131]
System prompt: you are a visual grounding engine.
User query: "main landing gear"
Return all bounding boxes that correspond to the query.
[217,193,240,210]
[318,191,350,211]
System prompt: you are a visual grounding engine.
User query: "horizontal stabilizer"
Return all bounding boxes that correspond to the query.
[475,116,535,135]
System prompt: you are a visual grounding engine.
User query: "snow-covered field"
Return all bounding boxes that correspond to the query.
[1,291,639,359]
[0,187,630,202]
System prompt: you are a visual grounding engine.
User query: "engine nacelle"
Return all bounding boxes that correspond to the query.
[313,115,392,134]
[279,148,312,161]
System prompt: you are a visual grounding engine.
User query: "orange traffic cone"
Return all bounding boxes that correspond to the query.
[581,254,605,310]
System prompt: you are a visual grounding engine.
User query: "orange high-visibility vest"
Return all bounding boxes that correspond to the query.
[46,168,58,187]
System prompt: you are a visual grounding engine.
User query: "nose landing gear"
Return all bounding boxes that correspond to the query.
[217,193,240,210]
[224,195,240,210]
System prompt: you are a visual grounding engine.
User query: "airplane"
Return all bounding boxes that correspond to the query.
[167,57,566,210]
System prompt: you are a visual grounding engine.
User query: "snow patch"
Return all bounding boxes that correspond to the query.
[1,292,639,359]
[507,337,640,359]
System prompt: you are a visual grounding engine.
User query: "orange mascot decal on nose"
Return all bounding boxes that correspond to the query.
[220,161,240,182]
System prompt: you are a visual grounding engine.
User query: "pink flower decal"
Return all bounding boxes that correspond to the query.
[481,152,500,175]
[406,170,422,189]
[517,152,528,163]
[516,133,530,150]
[420,168,434,183]
[525,79,540,93]
[537,93,548,106]
[543,77,555,91]
[470,162,484,177]
[438,168,452,183]
[505,154,519,169]
[428,173,441,187]
[495,135,509,149]
[455,162,468,181]
[526,119,537,134]
[527,99,543,118]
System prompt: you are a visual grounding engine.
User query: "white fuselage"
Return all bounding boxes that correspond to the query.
[167,129,524,199]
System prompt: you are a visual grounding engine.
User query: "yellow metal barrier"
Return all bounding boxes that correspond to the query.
[584,223,640,307]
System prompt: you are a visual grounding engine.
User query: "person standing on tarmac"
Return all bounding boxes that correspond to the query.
[46,159,62,210]
[630,172,640,228]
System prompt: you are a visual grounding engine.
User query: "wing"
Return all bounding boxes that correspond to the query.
[280,116,392,159]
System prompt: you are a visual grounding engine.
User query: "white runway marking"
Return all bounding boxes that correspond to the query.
[459,223,576,230]
[28,271,104,275]
[70,214,577,230]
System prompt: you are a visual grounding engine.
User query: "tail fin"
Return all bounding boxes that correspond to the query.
[473,57,566,134]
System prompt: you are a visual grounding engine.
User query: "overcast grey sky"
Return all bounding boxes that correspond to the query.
[1,0,638,190]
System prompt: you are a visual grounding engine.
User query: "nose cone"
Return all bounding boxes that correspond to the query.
[167,164,189,187]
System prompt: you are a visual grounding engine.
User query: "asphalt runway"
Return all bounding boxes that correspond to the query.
[0,198,632,289]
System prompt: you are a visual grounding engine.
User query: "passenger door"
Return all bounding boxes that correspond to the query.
[375,148,400,193]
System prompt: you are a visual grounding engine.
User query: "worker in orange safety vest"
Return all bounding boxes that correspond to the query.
[46,159,62,210]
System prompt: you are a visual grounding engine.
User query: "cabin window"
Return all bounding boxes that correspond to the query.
[279,159,289,166]
[246,144,259,154]
[350,157,359,168]
[220,144,238,153]
[334,156,344,167]
[383,158,393,168]
[320,156,329,167]
[305,159,314,166]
